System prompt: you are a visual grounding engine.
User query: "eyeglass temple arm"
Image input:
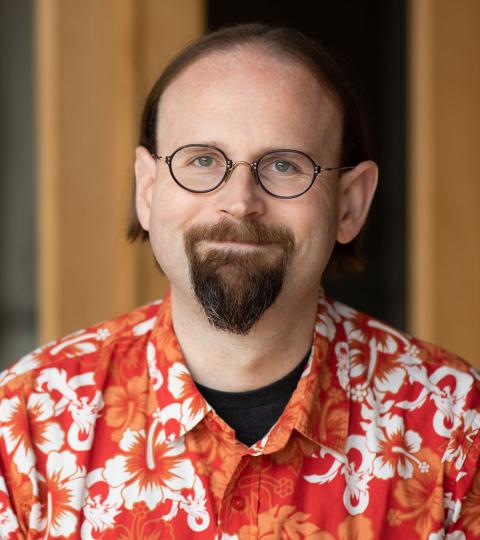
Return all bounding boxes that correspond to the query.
[321,165,355,172]
[151,153,174,165]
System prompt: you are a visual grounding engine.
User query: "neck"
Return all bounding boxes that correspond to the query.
[170,285,319,392]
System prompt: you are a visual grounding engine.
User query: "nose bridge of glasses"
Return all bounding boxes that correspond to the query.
[225,160,259,183]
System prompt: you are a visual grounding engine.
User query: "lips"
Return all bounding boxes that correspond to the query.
[202,240,272,248]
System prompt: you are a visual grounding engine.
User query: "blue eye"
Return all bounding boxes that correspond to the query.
[274,161,292,173]
[195,156,214,167]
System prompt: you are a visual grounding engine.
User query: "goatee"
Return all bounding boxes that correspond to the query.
[184,219,295,335]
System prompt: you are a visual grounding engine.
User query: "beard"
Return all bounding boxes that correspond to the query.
[184,219,295,335]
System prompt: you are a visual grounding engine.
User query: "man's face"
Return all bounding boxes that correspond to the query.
[136,48,345,332]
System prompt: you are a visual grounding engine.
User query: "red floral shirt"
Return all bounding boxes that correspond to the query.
[0,292,479,539]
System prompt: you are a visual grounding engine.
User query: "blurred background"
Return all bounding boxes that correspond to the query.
[1,0,479,369]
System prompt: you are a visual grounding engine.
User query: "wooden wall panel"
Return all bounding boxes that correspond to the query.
[410,0,480,367]
[36,0,204,342]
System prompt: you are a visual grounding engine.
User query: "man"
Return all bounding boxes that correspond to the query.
[0,24,478,539]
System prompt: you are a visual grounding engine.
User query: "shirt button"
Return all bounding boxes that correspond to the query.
[231,495,245,511]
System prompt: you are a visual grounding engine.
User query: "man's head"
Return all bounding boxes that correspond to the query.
[131,24,377,334]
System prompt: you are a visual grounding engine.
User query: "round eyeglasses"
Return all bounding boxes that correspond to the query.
[152,144,354,199]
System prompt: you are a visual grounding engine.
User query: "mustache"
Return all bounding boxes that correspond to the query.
[184,219,295,250]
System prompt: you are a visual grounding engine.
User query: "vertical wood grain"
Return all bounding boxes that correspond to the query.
[36,0,204,342]
[409,0,480,366]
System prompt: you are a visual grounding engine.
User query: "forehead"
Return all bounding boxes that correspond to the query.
[157,48,342,158]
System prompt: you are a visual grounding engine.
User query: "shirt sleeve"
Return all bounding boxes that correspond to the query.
[0,458,22,539]
[447,418,480,538]
[0,377,39,538]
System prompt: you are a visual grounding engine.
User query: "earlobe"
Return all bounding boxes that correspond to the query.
[336,160,378,244]
[134,146,157,232]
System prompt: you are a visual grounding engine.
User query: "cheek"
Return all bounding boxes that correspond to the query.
[296,212,337,259]
[288,191,339,275]
[295,184,339,244]
[147,190,188,270]
[146,186,209,275]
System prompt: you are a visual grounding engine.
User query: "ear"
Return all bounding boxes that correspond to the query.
[336,160,378,244]
[134,146,157,232]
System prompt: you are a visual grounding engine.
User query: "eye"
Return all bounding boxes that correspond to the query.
[194,155,215,167]
[268,159,301,175]
[273,160,293,173]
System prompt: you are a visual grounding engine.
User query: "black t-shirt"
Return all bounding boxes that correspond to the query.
[195,350,310,447]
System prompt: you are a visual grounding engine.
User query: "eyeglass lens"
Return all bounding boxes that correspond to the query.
[170,145,316,197]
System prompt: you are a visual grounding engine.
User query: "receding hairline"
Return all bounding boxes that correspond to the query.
[170,42,340,86]
[155,42,344,153]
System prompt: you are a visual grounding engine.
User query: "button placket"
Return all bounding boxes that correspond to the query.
[217,452,250,533]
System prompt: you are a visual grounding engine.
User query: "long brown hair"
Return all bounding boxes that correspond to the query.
[127,23,372,278]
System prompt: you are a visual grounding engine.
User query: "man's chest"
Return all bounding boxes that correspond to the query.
[48,421,450,540]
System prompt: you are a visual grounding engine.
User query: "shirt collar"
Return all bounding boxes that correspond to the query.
[147,290,351,455]
[292,291,351,454]
[148,292,213,442]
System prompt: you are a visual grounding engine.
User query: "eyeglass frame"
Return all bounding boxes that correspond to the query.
[151,143,355,200]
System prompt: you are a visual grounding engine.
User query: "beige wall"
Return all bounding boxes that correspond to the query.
[36,0,204,342]
[409,0,480,367]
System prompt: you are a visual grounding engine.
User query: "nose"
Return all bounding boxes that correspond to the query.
[216,161,266,220]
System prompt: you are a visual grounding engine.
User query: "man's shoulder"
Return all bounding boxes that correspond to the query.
[0,300,163,396]
[328,296,479,379]
[321,296,480,415]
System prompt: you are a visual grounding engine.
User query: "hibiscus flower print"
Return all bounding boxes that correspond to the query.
[81,469,123,539]
[346,317,423,396]
[336,515,375,539]
[314,515,375,540]
[364,414,427,479]
[104,375,148,440]
[237,504,321,539]
[168,362,209,429]
[387,449,444,539]
[459,468,480,535]
[0,477,19,538]
[39,450,86,537]
[103,426,196,511]
[442,409,480,470]
[0,351,40,388]
[0,393,64,474]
